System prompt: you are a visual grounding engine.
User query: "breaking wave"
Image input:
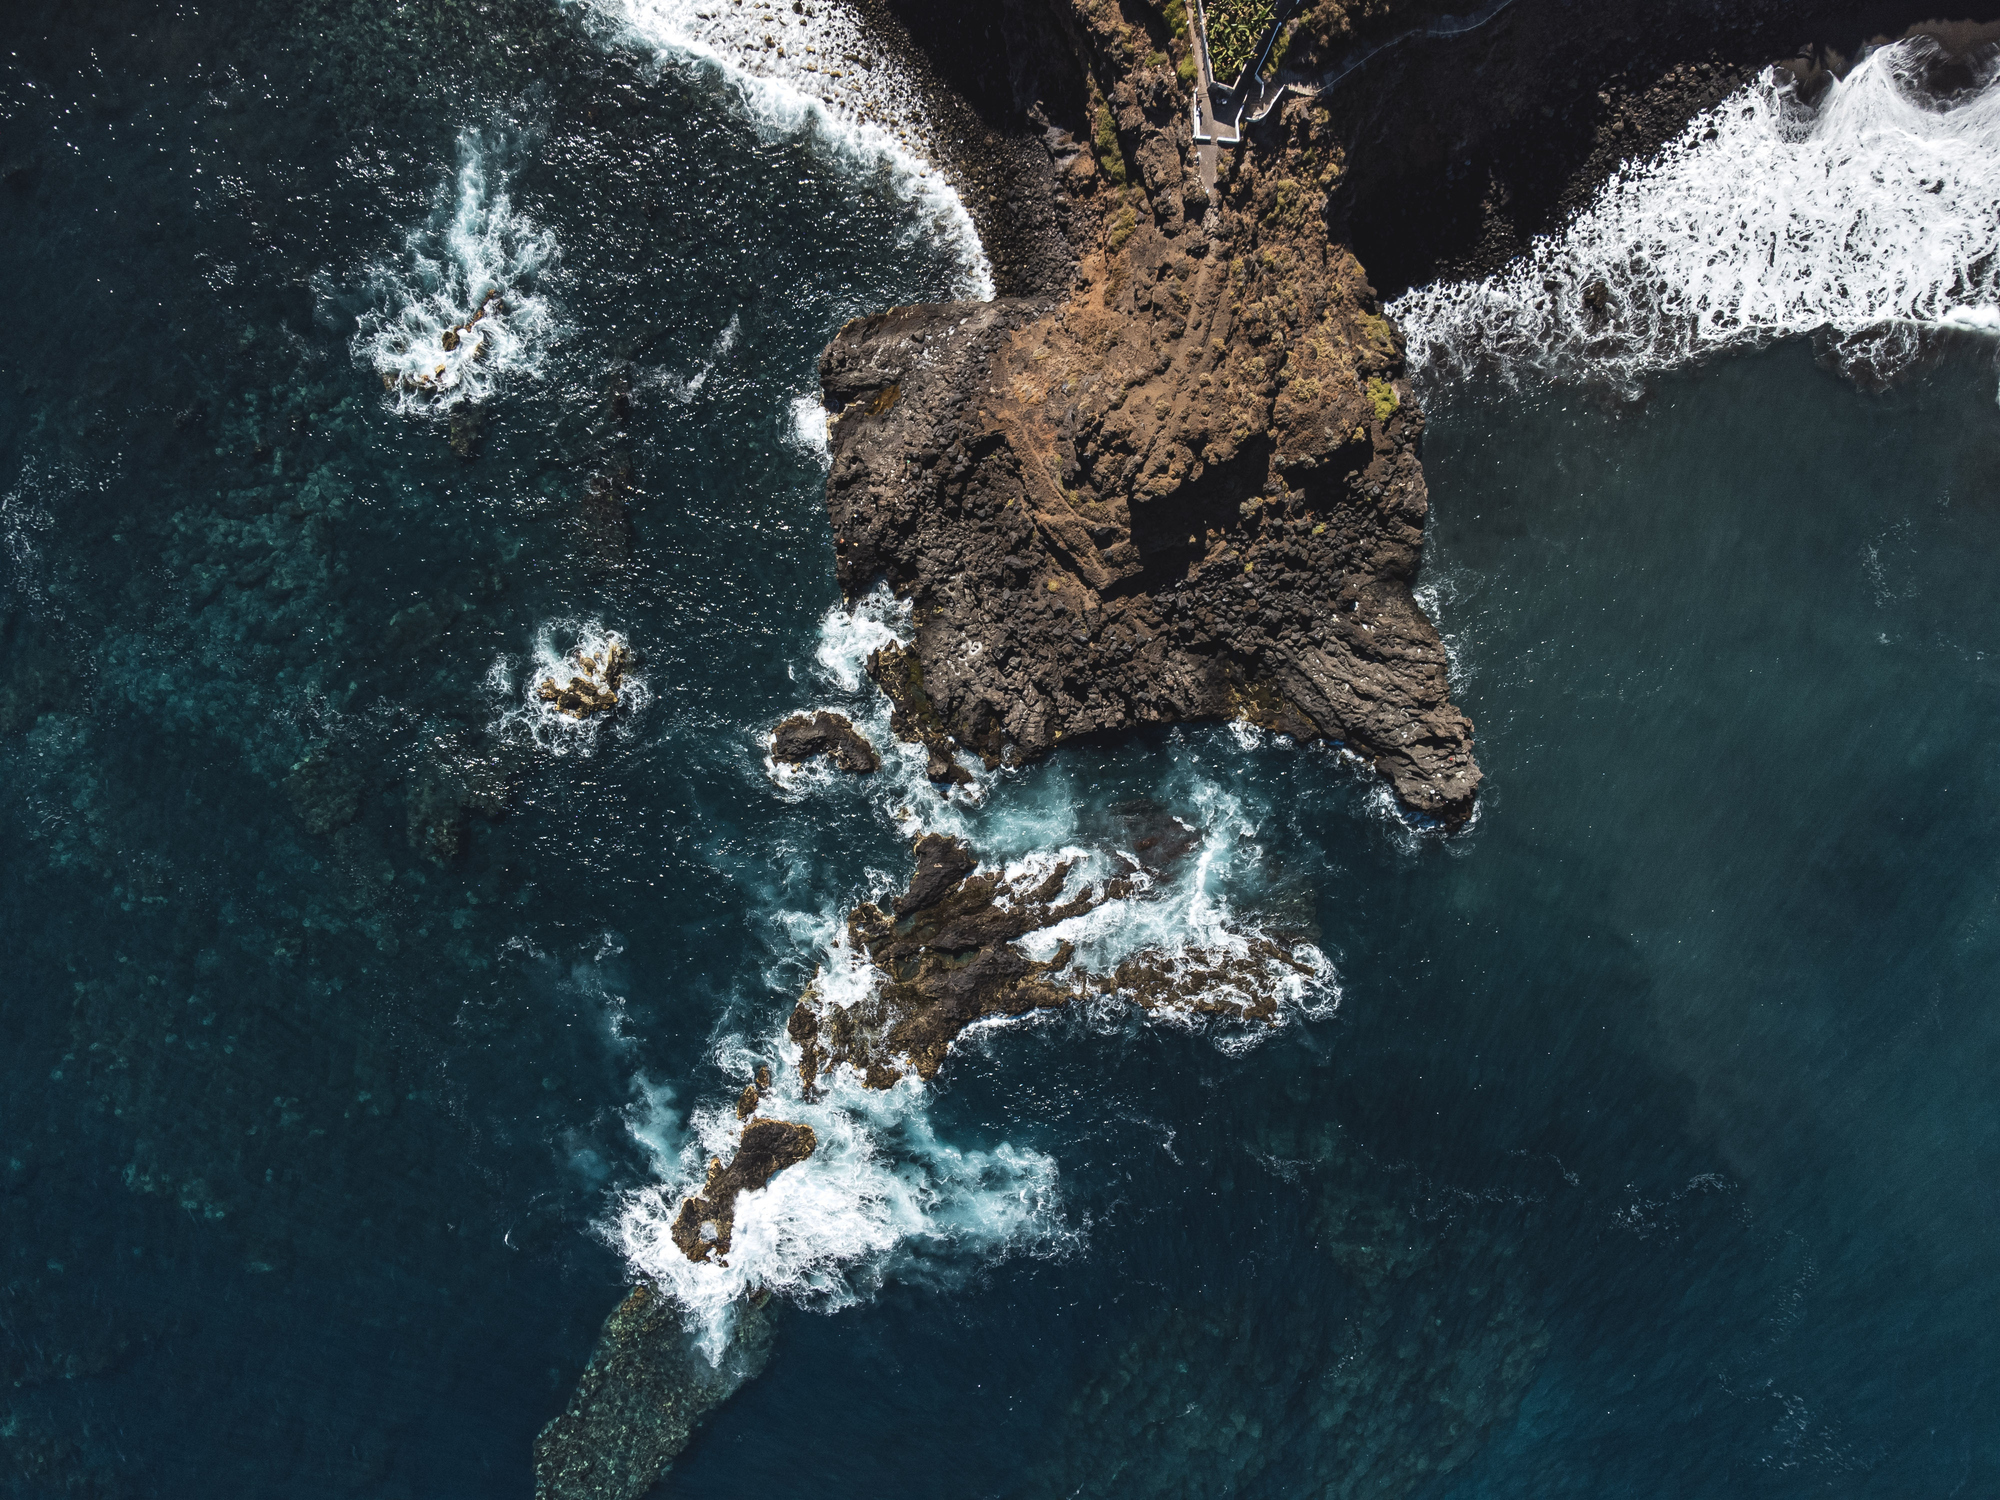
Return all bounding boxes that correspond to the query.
[622,585,1342,1358]
[1391,38,2000,398]
[777,586,1339,1031]
[585,0,992,300]
[615,1041,1065,1363]
[353,130,560,410]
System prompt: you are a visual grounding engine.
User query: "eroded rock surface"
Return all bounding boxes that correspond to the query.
[668,1118,819,1265]
[818,0,1479,823]
[789,831,1098,1091]
[782,828,1312,1102]
[771,710,882,773]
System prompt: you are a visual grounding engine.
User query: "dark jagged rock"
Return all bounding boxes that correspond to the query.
[785,827,1322,1096]
[771,710,882,773]
[668,1118,819,1264]
[867,641,975,784]
[788,832,1096,1093]
[532,1284,776,1500]
[733,1063,772,1119]
[817,1,1479,824]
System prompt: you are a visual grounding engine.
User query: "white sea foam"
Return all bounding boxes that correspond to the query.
[615,1032,1064,1363]
[488,619,651,755]
[1003,768,1338,1033]
[585,0,992,300]
[1391,39,2000,397]
[764,583,989,823]
[776,588,1338,1026]
[785,391,833,468]
[353,131,560,410]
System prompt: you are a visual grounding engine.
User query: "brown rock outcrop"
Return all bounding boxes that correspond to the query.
[771,711,882,773]
[819,0,1479,824]
[668,1118,819,1265]
[538,639,629,718]
[788,832,1100,1092]
[782,827,1311,1099]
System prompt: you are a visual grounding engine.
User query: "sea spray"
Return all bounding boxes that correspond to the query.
[583,0,993,301]
[776,586,1339,1029]
[625,584,1345,1353]
[352,130,560,409]
[615,1038,1065,1363]
[1391,38,2000,398]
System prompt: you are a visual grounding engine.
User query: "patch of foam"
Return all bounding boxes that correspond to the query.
[764,583,988,826]
[785,391,833,469]
[586,0,992,300]
[353,130,560,410]
[1003,762,1339,1032]
[615,1037,1064,1363]
[489,619,651,755]
[1392,39,2000,398]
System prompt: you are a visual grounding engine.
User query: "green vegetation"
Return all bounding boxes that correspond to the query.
[1366,377,1400,423]
[1203,0,1275,85]
[1107,202,1139,251]
[1092,102,1128,187]
[1263,18,1297,78]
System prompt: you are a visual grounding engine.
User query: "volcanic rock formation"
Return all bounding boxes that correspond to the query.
[771,710,882,773]
[822,0,1480,823]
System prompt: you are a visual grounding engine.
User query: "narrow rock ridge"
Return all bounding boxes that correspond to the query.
[786,829,1314,1096]
[820,0,1480,823]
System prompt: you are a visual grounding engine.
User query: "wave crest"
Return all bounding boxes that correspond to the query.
[1391,38,2000,397]
[586,0,992,300]
[353,130,560,410]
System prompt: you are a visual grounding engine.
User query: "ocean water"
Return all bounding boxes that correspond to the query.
[3,5,1999,1498]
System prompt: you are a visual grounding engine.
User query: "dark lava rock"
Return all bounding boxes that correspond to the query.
[789,832,1097,1092]
[771,710,882,773]
[669,1118,818,1265]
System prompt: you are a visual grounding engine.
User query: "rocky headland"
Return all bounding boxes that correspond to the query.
[825,0,1481,824]
[544,2,2000,1493]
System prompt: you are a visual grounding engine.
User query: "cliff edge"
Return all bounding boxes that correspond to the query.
[825,0,1480,824]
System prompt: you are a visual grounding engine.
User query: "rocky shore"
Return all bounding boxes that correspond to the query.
[824,0,1481,824]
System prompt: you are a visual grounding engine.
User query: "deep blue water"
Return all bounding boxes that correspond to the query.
[4,3,2000,1497]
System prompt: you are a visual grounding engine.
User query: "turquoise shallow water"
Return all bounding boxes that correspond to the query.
[4,3,2000,1495]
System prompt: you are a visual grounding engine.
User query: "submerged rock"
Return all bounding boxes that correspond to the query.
[770,710,881,773]
[532,1284,775,1500]
[668,1117,818,1264]
[447,400,483,460]
[284,746,365,836]
[538,639,630,719]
